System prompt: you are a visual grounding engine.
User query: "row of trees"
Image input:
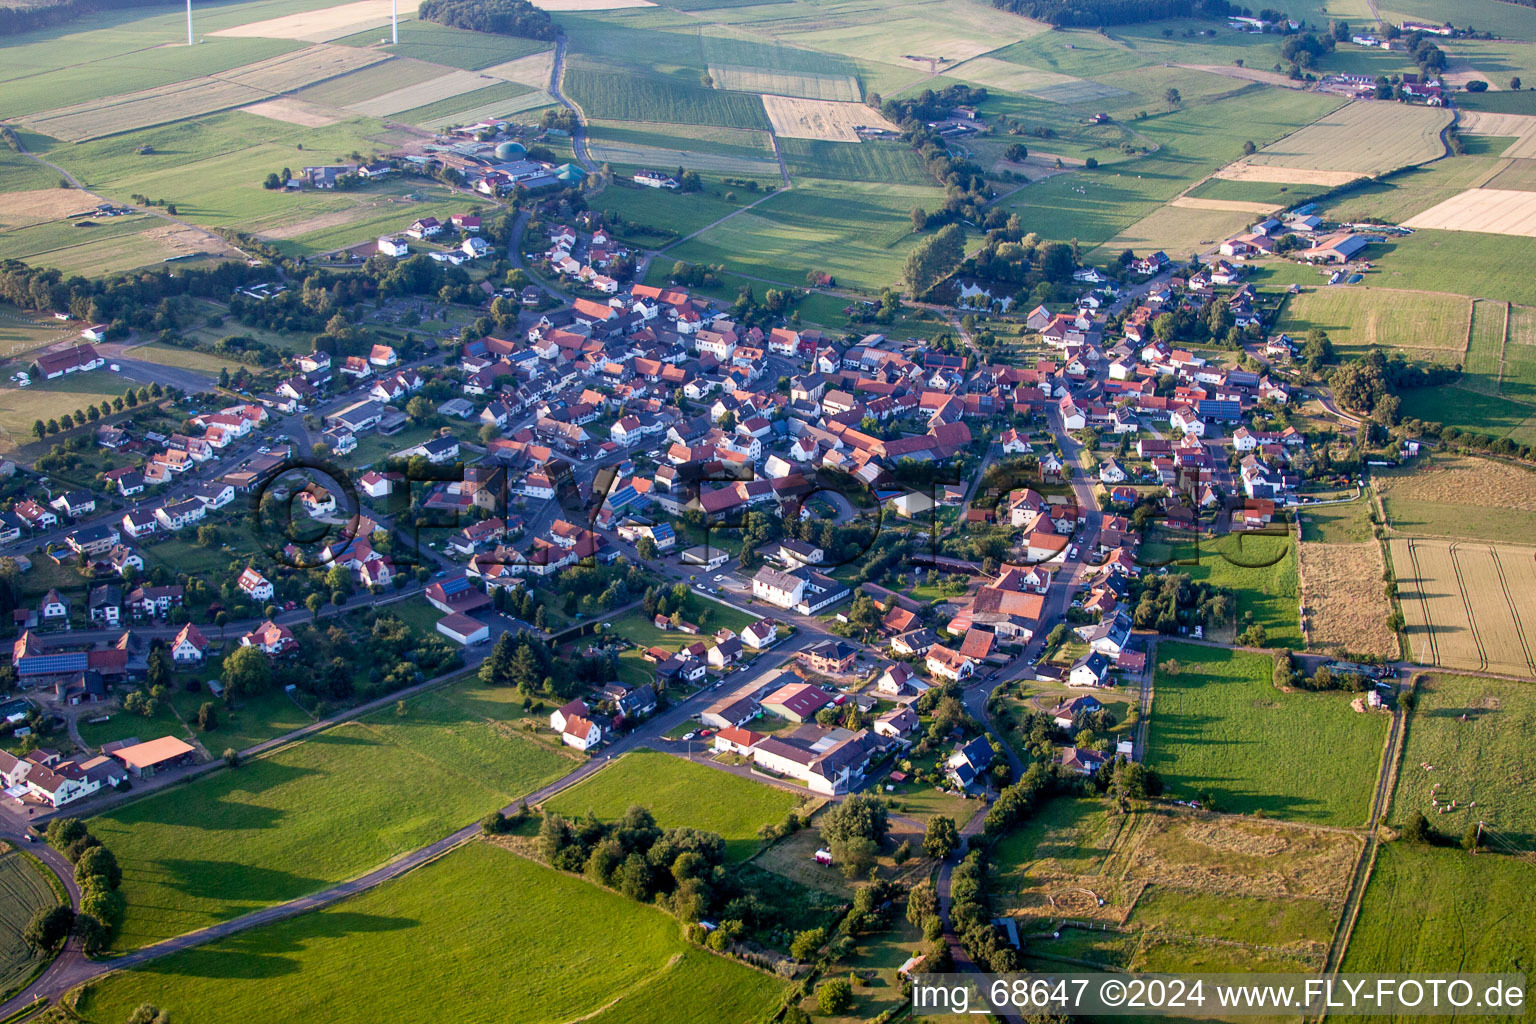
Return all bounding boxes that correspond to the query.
[29,817,127,955]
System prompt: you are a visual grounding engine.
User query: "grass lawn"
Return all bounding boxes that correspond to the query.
[1393,673,1536,847]
[76,698,191,752]
[90,685,575,950]
[543,750,803,862]
[1362,231,1536,307]
[1129,884,1333,952]
[1146,642,1388,826]
[72,842,783,1024]
[605,593,753,649]
[169,684,315,756]
[591,176,772,247]
[990,798,1125,909]
[1150,529,1303,647]
[0,371,140,448]
[1276,286,1472,360]
[1296,497,1374,544]
[1340,841,1536,1011]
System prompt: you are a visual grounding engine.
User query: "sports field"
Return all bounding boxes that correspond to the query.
[543,750,803,861]
[1146,643,1388,826]
[1278,287,1472,358]
[71,842,784,1024]
[1389,539,1536,678]
[89,682,576,951]
[1394,673,1536,843]
[0,847,60,997]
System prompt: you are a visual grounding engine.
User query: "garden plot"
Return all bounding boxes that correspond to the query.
[762,95,898,142]
[346,67,510,117]
[1391,538,1536,677]
[212,0,424,42]
[1243,101,1451,175]
[708,65,860,102]
[1403,187,1536,237]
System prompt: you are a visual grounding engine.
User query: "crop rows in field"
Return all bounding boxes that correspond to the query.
[776,137,929,185]
[707,65,859,102]
[1391,538,1536,678]
[345,67,513,117]
[1248,101,1451,175]
[1463,298,1509,394]
[0,850,59,994]
[564,61,770,130]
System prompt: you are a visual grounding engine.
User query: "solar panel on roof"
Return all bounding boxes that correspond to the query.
[18,652,89,676]
[440,576,471,595]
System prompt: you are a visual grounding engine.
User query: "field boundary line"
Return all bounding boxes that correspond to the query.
[1446,542,1489,671]
[1401,539,1439,666]
[1488,546,1536,675]
[1500,298,1511,392]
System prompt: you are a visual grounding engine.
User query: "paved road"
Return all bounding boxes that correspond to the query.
[549,36,597,175]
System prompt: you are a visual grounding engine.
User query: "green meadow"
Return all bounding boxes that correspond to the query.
[90,680,575,950]
[73,842,784,1024]
[544,751,803,862]
[1146,643,1387,825]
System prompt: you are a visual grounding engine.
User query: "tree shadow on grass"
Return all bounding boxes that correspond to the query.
[146,859,329,906]
[125,910,420,981]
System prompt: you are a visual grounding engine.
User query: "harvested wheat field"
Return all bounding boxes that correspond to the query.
[1380,454,1536,521]
[483,51,555,89]
[708,66,861,103]
[1502,132,1536,160]
[1403,188,1536,237]
[142,223,237,259]
[1299,541,1398,657]
[0,189,110,229]
[762,96,899,143]
[241,98,344,127]
[222,43,387,91]
[1170,194,1281,215]
[212,0,422,42]
[1391,538,1536,677]
[346,67,504,117]
[1212,162,1363,187]
[1457,110,1536,137]
[1126,811,1360,902]
[1172,63,1305,88]
[948,56,1081,95]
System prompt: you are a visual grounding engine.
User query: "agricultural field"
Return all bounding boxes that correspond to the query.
[760,96,898,143]
[330,17,551,70]
[0,847,61,998]
[585,121,780,177]
[775,138,929,185]
[992,803,1352,974]
[1376,454,1536,542]
[89,687,575,950]
[563,60,770,130]
[1146,643,1388,825]
[1403,187,1536,239]
[210,0,423,44]
[543,751,804,861]
[389,82,543,130]
[1389,539,1536,678]
[1462,298,1509,395]
[1243,102,1451,176]
[667,179,946,292]
[1277,287,1472,359]
[707,65,860,102]
[1299,540,1398,659]
[0,304,74,365]
[1087,203,1254,263]
[1296,497,1374,544]
[1341,841,1536,1012]
[71,842,785,1024]
[1394,673,1536,844]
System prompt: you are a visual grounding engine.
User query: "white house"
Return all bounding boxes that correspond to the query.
[237,567,274,602]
